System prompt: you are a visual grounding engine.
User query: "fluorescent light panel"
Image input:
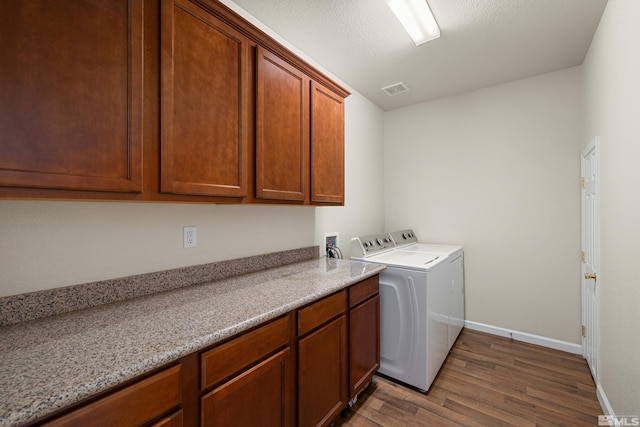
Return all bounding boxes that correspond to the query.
[386,0,440,45]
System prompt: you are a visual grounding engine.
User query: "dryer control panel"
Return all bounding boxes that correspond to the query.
[389,229,418,246]
[350,233,395,258]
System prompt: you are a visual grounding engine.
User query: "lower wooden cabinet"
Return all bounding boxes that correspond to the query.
[200,316,289,390]
[33,276,379,427]
[298,315,348,427]
[201,349,291,427]
[42,365,182,427]
[199,315,292,426]
[201,281,379,427]
[296,290,349,427]
[349,294,380,397]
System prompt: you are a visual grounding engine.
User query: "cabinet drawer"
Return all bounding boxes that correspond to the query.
[349,276,379,308]
[149,410,183,427]
[42,365,181,427]
[298,291,346,336]
[201,315,289,390]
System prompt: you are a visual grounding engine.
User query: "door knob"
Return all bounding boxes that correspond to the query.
[585,273,597,280]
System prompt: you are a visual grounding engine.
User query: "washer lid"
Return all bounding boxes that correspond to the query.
[368,250,443,270]
[397,243,463,257]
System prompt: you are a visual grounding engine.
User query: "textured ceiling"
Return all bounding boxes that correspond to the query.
[227,0,608,111]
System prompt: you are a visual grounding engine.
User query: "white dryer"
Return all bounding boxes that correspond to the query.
[390,230,465,350]
[351,234,451,392]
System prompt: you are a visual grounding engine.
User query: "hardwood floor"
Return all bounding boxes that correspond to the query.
[334,329,602,426]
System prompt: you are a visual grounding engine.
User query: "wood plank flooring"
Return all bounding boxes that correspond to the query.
[334,329,602,426]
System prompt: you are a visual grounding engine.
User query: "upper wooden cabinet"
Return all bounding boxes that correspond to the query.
[256,50,347,205]
[0,0,143,194]
[311,82,345,204]
[160,0,249,197]
[0,0,349,204]
[255,47,310,202]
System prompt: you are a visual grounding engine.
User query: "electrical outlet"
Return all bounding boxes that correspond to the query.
[183,226,197,248]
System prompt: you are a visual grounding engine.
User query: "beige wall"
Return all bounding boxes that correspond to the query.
[0,2,385,298]
[0,202,315,296]
[583,0,640,415]
[384,67,583,344]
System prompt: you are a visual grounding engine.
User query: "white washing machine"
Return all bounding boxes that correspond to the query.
[351,233,452,392]
[389,230,465,350]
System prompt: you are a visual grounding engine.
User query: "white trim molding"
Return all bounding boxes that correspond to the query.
[464,320,582,355]
[597,383,615,417]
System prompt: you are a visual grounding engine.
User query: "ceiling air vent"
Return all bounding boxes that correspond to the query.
[381,82,409,96]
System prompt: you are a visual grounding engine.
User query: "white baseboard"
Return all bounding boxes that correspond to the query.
[597,383,615,416]
[464,320,582,355]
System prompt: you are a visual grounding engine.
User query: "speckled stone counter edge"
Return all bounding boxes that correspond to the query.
[0,246,319,326]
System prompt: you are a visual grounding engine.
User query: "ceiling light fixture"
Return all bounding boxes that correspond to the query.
[386,0,440,45]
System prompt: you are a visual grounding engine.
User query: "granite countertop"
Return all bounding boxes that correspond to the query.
[0,257,385,427]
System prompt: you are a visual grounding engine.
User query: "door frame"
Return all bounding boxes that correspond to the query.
[581,136,600,383]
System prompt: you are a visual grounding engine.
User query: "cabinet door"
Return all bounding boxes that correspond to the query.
[256,47,309,201]
[298,316,347,427]
[161,0,249,197]
[349,295,380,397]
[201,349,292,427]
[310,81,345,204]
[0,1,143,193]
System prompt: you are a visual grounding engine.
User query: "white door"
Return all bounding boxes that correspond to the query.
[581,137,600,382]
